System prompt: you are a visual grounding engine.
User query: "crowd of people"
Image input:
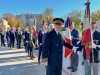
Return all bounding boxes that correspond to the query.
[0,17,100,75]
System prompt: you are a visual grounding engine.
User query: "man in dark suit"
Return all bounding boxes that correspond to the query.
[6,27,10,47]
[0,30,5,46]
[9,27,15,48]
[42,18,79,75]
[24,28,29,52]
[67,22,80,72]
[77,22,100,75]
[16,27,22,49]
[38,20,47,64]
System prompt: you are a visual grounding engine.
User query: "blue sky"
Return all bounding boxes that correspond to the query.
[0,0,100,18]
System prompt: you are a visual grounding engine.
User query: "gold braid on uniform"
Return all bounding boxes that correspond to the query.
[42,58,48,63]
[53,19,63,25]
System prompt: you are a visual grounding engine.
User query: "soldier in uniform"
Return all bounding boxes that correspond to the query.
[77,22,100,75]
[42,18,79,75]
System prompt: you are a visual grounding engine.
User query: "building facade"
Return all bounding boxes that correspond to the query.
[16,13,42,29]
[0,19,10,32]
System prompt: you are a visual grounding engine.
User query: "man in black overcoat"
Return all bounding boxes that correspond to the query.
[42,18,79,75]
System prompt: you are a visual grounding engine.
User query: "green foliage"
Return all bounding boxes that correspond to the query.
[91,10,100,22]
[2,13,25,28]
[62,10,83,30]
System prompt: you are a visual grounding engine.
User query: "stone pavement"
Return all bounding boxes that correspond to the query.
[0,46,66,75]
[0,46,100,75]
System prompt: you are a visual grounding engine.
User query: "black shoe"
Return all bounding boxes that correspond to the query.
[30,57,33,60]
[67,66,73,69]
[38,61,40,64]
[32,55,36,58]
[72,68,77,72]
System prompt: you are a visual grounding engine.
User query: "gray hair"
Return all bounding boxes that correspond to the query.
[48,24,54,30]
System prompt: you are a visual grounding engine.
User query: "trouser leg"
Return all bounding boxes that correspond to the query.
[84,60,91,75]
[71,52,79,69]
[38,45,42,61]
[94,63,99,75]
[30,47,33,58]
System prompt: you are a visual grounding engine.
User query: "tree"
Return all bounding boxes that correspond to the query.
[91,10,100,22]
[41,8,54,25]
[2,13,25,28]
[44,8,53,16]
[17,19,26,28]
[62,10,83,30]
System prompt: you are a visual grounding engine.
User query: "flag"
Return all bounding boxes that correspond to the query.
[81,0,92,60]
[64,17,73,58]
[85,1,90,16]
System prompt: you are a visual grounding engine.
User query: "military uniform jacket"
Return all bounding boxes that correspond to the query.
[42,29,73,65]
[77,30,100,63]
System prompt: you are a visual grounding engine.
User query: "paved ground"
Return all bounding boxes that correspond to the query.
[0,46,100,75]
[0,46,66,75]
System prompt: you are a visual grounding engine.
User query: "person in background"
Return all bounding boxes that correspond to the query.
[15,28,18,46]
[6,27,10,47]
[22,29,25,46]
[9,27,16,48]
[77,22,100,75]
[29,29,36,60]
[38,20,47,64]
[1,30,5,47]
[67,22,80,72]
[12,27,16,47]
[16,27,22,49]
[24,28,29,52]
[33,26,38,50]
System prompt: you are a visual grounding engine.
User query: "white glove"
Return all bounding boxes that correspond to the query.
[26,41,29,43]
[72,46,79,52]
[77,51,81,56]
[92,43,96,49]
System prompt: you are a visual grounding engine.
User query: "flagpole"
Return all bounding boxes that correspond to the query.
[87,0,95,75]
[90,18,95,75]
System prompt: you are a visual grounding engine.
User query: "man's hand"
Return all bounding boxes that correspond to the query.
[26,41,29,43]
[44,62,48,66]
[33,44,35,47]
[72,46,79,52]
[40,43,42,45]
[89,43,96,49]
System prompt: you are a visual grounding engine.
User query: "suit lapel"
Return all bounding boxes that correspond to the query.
[59,33,63,47]
[52,29,60,42]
